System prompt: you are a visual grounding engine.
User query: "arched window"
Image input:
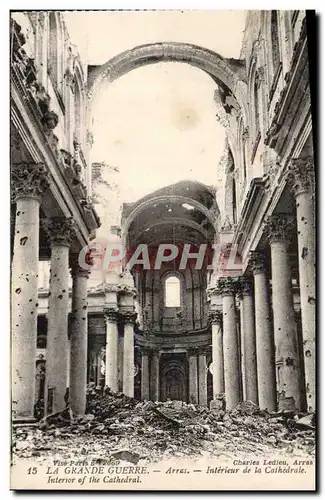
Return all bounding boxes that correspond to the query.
[74,80,81,143]
[271,10,280,74]
[74,65,85,147]
[239,122,247,182]
[165,276,181,307]
[242,132,247,181]
[48,13,58,85]
[254,75,260,137]
[48,13,64,93]
[232,177,237,225]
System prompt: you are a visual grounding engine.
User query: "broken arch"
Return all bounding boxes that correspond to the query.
[87,42,248,123]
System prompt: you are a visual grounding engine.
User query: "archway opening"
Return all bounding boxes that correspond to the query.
[160,354,188,402]
[90,62,227,204]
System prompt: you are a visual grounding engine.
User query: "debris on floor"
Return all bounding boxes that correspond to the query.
[12,391,315,464]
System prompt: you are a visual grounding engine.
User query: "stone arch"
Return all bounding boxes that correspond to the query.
[87,42,248,123]
[124,195,218,234]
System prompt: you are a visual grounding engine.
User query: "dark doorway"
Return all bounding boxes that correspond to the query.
[160,353,188,402]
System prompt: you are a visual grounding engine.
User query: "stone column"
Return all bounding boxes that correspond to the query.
[141,349,150,400]
[208,310,225,398]
[188,350,198,404]
[104,308,119,392]
[198,352,208,407]
[287,157,316,411]
[150,351,160,401]
[216,277,240,410]
[69,258,90,415]
[11,163,49,420]
[264,215,301,411]
[66,338,71,387]
[103,273,119,392]
[249,251,276,411]
[239,301,246,401]
[238,278,258,404]
[43,217,76,414]
[118,270,136,398]
[117,335,124,392]
[122,312,136,398]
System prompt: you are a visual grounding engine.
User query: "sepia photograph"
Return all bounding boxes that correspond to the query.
[10,8,316,491]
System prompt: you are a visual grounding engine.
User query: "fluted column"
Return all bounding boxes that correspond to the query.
[264,215,301,411]
[11,163,49,420]
[237,278,258,404]
[188,349,198,404]
[43,217,76,414]
[208,309,224,398]
[150,351,160,401]
[287,157,316,411]
[104,308,119,392]
[216,277,240,409]
[69,257,90,415]
[141,349,150,400]
[198,351,208,407]
[249,251,276,411]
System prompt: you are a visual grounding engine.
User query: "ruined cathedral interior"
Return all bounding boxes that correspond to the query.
[11,10,315,423]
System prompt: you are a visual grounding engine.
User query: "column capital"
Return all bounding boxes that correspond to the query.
[207,282,219,299]
[188,346,209,357]
[43,217,76,247]
[215,276,238,297]
[11,162,50,202]
[70,252,92,278]
[237,276,253,297]
[120,310,137,325]
[208,308,223,326]
[118,271,137,298]
[117,285,137,298]
[140,347,151,357]
[103,283,119,293]
[287,156,315,197]
[197,346,209,357]
[150,349,161,358]
[104,307,119,323]
[248,250,267,275]
[263,214,295,244]
[187,347,199,357]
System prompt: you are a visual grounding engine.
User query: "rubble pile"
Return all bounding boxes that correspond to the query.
[12,391,315,464]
